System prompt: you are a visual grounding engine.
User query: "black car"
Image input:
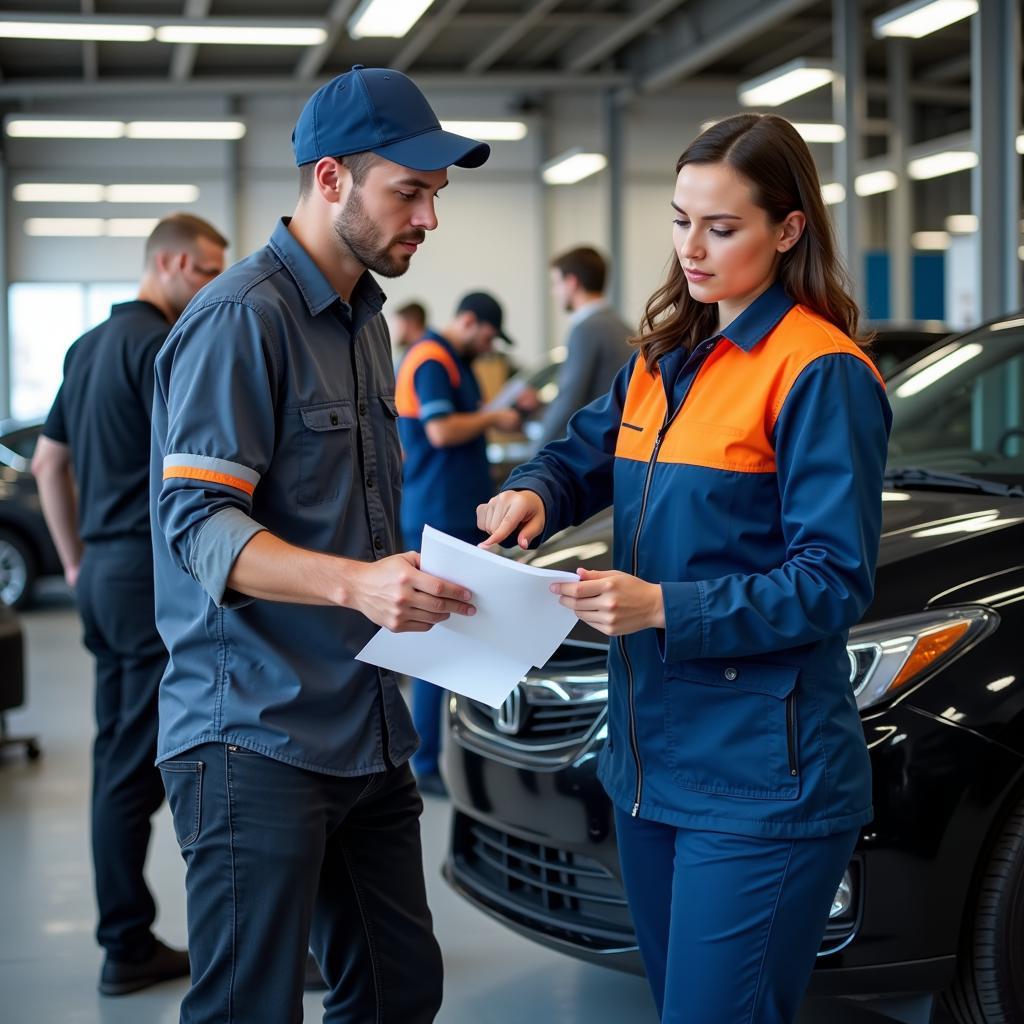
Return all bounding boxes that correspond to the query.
[0,421,61,608]
[443,312,1024,1022]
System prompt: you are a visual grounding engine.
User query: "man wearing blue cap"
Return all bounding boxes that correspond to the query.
[150,66,489,1023]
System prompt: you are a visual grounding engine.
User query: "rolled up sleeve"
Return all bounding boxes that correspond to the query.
[660,353,892,662]
[154,299,279,608]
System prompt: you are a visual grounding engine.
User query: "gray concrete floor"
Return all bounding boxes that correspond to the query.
[1,592,947,1024]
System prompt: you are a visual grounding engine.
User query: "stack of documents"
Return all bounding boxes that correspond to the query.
[356,526,579,708]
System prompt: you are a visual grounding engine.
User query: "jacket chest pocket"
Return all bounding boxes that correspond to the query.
[298,400,355,506]
[662,659,800,801]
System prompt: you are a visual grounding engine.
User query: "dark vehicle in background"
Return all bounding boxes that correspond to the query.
[445,312,1024,1023]
[487,326,948,482]
[0,421,61,608]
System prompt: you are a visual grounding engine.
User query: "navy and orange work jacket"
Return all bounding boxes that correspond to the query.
[504,282,892,838]
[395,330,494,544]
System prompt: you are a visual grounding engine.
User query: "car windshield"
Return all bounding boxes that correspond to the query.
[0,424,41,469]
[887,316,1024,489]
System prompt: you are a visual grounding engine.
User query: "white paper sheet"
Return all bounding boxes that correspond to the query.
[356,526,579,708]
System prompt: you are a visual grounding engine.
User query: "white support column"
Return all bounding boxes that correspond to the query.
[887,38,912,321]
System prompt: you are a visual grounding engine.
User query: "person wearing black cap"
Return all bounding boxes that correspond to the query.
[394,290,522,794]
[150,66,489,1023]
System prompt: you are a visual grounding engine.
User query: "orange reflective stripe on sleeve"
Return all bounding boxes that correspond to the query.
[162,465,256,496]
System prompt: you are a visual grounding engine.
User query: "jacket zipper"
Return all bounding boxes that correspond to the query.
[786,692,799,777]
[622,347,712,816]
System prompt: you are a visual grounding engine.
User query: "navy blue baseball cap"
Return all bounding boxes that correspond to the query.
[456,291,515,346]
[292,64,490,171]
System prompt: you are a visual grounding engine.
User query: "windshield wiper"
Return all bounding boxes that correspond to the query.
[884,466,1024,498]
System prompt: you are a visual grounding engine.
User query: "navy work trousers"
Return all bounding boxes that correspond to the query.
[161,742,443,1024]
[77,539,167,962]
[614,807,859,1024]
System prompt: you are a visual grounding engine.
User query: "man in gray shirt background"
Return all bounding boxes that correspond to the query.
[537,246,634,448]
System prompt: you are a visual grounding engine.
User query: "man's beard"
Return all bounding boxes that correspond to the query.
[333,188,424,279]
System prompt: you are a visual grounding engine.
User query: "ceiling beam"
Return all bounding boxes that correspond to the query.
[561,0,685,73]
[627,0,821,95]
[170,0,211,82]
[740,24,833,78]
[467,0,563,75]
[81,0,97,81]
[0,70,630,101]
[393,0,470,72]
[294,0,357,81]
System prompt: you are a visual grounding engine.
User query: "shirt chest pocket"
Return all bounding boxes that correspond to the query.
[662,659,800,801]
[298,400,355,506]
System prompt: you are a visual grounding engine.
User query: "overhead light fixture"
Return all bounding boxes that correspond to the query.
[24,217,161,238]
[439,120,527,141]
[0,20,154,42]
[738,58,834,107]
[542,148,608,185]
[791,122,845,143]
[6,119,124,139]
[912,231,952,250]
[25,218,105,237]
[126,121,246,140]
[13,183,106,203]
[908,150,978,179]
[872,0,977,39]
[105,184,199,203]
[155,25,326,46]
[106,218,161,237]
[854,170,898,196]
[945,214,978,233]
[821,182,846,205]
[1016,134,1024,155]
[349,0,436,39]
[5,119,247,141]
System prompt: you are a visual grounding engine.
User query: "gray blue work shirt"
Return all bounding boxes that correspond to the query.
[150,217,417,776]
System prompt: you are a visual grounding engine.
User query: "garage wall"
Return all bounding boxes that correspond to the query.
[4,80,969,397]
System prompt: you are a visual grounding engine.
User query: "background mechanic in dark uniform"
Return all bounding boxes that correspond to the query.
[32,213,228,996]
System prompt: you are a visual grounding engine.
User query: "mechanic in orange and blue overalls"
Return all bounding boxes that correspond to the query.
[478,113,892,1024]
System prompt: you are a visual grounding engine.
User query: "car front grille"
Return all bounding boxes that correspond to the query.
[450,815,861,959]
[450,815,636,951]
[451,642,609,767]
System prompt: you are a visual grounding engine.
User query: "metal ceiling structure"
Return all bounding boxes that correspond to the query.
[0,0,976,110]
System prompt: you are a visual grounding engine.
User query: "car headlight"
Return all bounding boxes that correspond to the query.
[848,606,997,712]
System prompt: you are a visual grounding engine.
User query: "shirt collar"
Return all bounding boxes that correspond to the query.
[268,217,386,320]
[567,298,608,331]
[421,328,467,366]
[719,280,795,353]
[110,299,169,323]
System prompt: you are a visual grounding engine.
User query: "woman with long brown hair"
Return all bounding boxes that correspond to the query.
[477,113,892,1022]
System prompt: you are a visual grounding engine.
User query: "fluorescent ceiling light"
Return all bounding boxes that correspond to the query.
[105,184,199,203]
[13,183,105,203]
[791,122,845,143]
[440,120,527,141]
[155,25,326,46]
[126,121,246,140]
[542,149,608,185]
[0,20,154,42]
[908,150,977,179]
[872,0,977,39]
[106,218,160,237]
[24,217,161,238]
[349,0,435,39]
[821,182,846,205]
[738,59,834,107]
[912,231,951,250]
[1016,134,1024,155]
[25,218,105,237]
[6,119,124,139]
[945,214,977,233]
[854,170,898,196]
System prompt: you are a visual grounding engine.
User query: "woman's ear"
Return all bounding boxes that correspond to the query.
[777,211,806,253]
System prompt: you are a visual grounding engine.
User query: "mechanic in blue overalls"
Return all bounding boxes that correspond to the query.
[477,113,892,1023]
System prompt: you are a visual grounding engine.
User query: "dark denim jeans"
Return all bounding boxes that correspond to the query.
[161,742,443,1024]
[77,540,167,962]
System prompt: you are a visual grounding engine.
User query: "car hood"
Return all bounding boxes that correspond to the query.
[518,489,1024,646]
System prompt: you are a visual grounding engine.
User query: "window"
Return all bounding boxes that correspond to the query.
[8,282,136,421]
